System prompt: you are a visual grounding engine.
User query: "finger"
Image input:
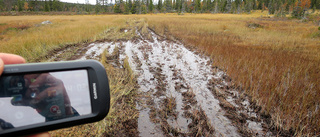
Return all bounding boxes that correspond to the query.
[0,53,26,64]
[27,73,55,95]
[0,58,4,76]
[31,74,60,89]
[62,88,73,115]
[26,132,51,137]
[33,87,58,101]
[25,74,50,98]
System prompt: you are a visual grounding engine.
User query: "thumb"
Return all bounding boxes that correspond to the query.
[0,58,3,76]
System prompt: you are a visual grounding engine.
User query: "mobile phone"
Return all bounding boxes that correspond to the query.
[0,60,110,136]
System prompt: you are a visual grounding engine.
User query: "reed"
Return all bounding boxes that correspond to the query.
[146,13,320,136]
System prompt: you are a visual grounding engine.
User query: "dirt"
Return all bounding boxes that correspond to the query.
[43,23,278,136]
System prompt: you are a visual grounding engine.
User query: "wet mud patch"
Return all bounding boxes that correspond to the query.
[47,19,277,136]
[34,41,89,62]
[105,92,139,137]
[47,25,140,136]
[186,108,215,137]
[208,69,274,136]
[118,28,243,136]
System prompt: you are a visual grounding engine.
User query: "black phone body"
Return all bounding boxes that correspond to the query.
[0,60,110,136]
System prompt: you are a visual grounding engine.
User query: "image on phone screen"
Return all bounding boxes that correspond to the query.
[0,69,92,130]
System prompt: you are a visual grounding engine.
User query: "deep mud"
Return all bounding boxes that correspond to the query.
[46,26,274,136]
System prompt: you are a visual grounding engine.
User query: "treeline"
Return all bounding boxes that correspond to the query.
[0,0,95,12]
[109,0,319,16]
[0,0,319,17]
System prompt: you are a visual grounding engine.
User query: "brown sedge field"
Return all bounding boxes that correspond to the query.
[0,11,319,136]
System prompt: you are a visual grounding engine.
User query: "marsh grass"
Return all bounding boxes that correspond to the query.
[1,13,319,136]
[50,50,139,136]
[0,15,128,62]
[0,16,140,136]
[146,13,320,136]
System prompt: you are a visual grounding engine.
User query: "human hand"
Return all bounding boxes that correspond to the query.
[0,53,25,75]
[25,132,51,137]
[0,53,50,137]
[23,73,73,117]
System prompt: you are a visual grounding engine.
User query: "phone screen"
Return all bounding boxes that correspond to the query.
[0,69,92,130]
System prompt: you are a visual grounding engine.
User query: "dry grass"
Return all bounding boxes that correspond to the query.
[146,13,320,136]
[50,50,139,136]
[0,15,131,62]
[1,12,319,136]
[0,16,140,135]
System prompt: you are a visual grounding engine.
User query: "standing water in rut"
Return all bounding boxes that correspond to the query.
[120,30,239,136]
[65,28,270,137]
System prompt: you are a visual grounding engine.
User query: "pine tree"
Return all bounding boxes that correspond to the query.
[226,0,231,13]
[18,0,24,11]
[95,0,101,13]
[214,0,219,13]
[99,0,108,12]
[135,0,141,14]
[220,0,226,12]
[165,0,172,12]
[181,0,185,13]
[149,0,153,12]
[268,0,275,14]
[206,0,211,11]
[195,0,201,12]
[141,2,147,13]
[128,0,132,10]
[45,0,50,12]
[235,0,241,13]
[202,0,207,12]
[173,0,176,10]
[157,0,162,11]
[176,0,181,11]
[124,0,129,13]
[131,0,136,13]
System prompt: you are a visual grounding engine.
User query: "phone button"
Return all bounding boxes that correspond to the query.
[15,112,24,119]
[50,105,60,114]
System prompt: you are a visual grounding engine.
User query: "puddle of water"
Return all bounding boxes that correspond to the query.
[108,44,116,54]
[75,27,271,136]
[79,43,111,60]
[213,71,270,136]
[137,107,163,136]
[121,30,240,136]
[247,120,262,131]
[121,37,164,136]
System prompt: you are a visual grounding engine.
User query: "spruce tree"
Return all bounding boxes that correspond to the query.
[149,0,153,12]
[226,0,231,13]
[202,0,207,12]
[45,0,50,12]
[131,0,136,13]
[158,0,162,11]
[195,0,201,12]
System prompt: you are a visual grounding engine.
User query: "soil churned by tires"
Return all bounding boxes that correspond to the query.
[46,25,275,136]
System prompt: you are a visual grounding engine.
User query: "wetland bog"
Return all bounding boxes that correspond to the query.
[1,13,319,136]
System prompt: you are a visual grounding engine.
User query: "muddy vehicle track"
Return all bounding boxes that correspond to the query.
[45,25,274,136]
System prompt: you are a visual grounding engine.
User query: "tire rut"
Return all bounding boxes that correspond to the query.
[44,25,273,137]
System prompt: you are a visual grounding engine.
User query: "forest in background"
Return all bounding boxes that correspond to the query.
[0,0,320,18]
